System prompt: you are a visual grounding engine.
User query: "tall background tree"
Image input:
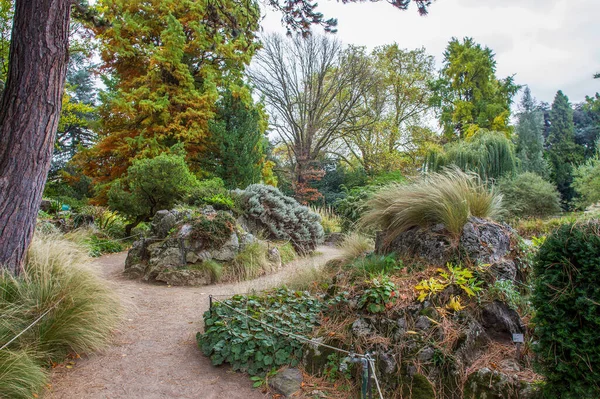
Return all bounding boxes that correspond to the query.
[515,87,549,177]
[546,90,584,207]
[0,0,71,273]
[249,33,374,202]
[202,90,269,189]
[79,0,262,192]
[431,37,520,140]
[342,44,436,175]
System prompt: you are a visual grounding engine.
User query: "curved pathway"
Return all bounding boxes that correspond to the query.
[46,246,340,399]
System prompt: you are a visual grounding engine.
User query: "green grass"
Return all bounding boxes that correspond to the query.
[0,350,47,399]
[277,242,297,264]
[360,167,502,240]
[230,242,270,281]
[189,260,223,283]
[63,227,124,257]
[0,235,122,396]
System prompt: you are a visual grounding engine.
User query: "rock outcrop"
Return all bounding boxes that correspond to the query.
[124,208,284,285]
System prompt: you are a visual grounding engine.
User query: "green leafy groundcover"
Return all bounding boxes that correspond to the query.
[198,289,325,376]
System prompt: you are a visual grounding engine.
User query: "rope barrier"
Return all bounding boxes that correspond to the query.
[212,297,362,358]
[367,356,385,399]
[0,297,65,351]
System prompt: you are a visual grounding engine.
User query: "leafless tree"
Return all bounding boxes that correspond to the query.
[249,33,375,195]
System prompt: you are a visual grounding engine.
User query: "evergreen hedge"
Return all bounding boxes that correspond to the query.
[532,220,600,398]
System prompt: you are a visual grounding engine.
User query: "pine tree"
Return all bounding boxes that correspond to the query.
[547,90,584,207]
[203,91,267,189]
[515,87,549,177]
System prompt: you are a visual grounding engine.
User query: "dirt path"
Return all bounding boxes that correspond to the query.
[46,246,341,399]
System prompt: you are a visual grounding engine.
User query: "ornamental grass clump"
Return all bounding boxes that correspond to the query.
[0,235,121,397]
[360,168,502,240]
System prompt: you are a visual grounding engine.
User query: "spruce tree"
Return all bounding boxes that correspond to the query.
[547,90,584,207]
[515,87,549,177]
[204,91,267,189]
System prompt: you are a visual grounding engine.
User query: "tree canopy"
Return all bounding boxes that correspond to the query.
[80,0,262,188]
[431,37,520,140]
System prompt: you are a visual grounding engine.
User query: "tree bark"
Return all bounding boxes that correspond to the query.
[0,0,71,274]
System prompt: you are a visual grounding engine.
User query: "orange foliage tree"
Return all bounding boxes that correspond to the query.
[78,0,261,194]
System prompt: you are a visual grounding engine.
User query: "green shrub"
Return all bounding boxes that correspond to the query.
[360,168,502,239]
[63,228,124,257]
[357,275,398,313]
[425,130,517,181]
[573,155,600,209]
[85,235,124,257]
[230,242,270,281]
[189,211,236,248]
[310,206,342,235]
[531,221,600,398]
[236,184,324,254]
[0,350,47,399]
[498,173,561,218]
[187,177,237,211]
[333,187,374,232]
[0,236,121,395]
[198,289,325,376]
[108,152,198,234]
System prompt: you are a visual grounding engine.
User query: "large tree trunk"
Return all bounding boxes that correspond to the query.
[0,0,71,274]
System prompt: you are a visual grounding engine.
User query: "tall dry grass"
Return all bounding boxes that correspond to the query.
[0,235,122,397]
[360,168,503,240]
[336,232,375,264]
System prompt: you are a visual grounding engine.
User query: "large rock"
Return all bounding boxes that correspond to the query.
[210,232,239,261]
[460,217,511,264]
[152,210,181,238]
[376,224,451,265]
[376,217,513,268]
[464,368,541,399]
[144,242,183,280]
[268,368,303,397]
[480,301,525,341]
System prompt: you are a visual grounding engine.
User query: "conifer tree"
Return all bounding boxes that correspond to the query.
[547,90,584,206]
[203,91,268,189]
[431,37,520,140]
[80,0,261,188]
[515,87,549,177]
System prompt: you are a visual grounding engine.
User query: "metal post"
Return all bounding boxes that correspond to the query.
[361,357,369,399]
[209,295,213,316]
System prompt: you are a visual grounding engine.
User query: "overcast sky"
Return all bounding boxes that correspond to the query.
[259,0,600,105]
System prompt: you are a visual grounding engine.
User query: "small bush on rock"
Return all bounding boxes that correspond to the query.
[189,211,236,248]
[497,172,561,218]
[237,184,324,254]
[187,177,237,211]
[532,220,600,398]
[198,289,325,376]
[108,152,198,234]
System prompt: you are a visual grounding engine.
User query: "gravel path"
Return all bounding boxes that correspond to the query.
[46,246,341,399]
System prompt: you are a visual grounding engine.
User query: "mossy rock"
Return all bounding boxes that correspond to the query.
[464,368,517,399]
[401,374,435,399]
